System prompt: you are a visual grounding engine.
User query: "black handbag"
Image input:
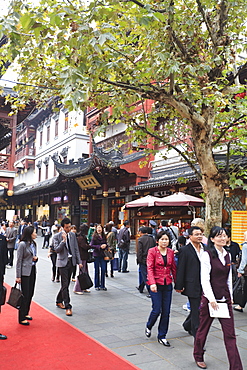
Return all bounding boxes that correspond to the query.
[87,249,95,263]
[0,285,7,306]
[77,271,93,290]
[233,276,244,306]
[7,283,23,310]
[104,248,114,261]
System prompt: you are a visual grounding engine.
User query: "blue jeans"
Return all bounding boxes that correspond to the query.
[118,248,129,272]
[94,256,107,288]
[139,264,150,293]
[147,284,172,339]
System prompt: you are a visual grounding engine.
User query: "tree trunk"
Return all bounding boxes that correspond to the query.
[191,110,226,236]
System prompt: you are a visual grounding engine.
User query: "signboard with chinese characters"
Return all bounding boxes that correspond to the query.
[232,210,247,246]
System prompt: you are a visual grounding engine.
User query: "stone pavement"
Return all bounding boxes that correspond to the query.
[4,236,247,370]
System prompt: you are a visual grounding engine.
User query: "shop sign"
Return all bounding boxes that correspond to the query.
[75,174,101,189]
[232,210,247,245]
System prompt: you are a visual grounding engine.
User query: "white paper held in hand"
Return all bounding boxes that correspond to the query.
[208,302,230,318]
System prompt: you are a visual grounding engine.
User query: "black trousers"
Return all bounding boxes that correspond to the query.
[7,248,14,266]
[19,265,36,323]
[183,296,201,337]
[56,258,73,309]
[50,253,60,280]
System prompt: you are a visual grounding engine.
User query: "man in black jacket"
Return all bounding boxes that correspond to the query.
[137,227,156,297]
[175,226,204,338]
[118,220,131,273]
[0,233,8,339]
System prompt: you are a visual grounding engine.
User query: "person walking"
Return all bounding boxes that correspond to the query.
[145,230,176,346]
[117,220,131,273]
[175,226,204,337]
[137,226,156,297]
[48,224,61,282]
[73,224,91,294]
[6,221,18,268]
[234,230,247,313]
[16,226,38,325]
[53,218,82,317]
[194,226,243,370]
[0,232,8,339]
[90,224,108,291]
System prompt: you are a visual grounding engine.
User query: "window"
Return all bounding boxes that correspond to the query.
[64,112,68,131]
[40,131,43,147]
[45,164,48,179]
[47,126,50,143]
[55,120,58,138]
[38,167,41,182]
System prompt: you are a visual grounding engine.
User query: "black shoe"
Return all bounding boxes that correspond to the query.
[102,287,107,291]
[25,316,33,320]
[145,327,151,338]
[105,273,108,277]
[146,294,151,298]
[118,270,121,272]
[95,287,101,291]
[19,320,30,326]
[122,270,129,273]
[111,274,114,278]
[0,334,7,340]
[158,338,170,347]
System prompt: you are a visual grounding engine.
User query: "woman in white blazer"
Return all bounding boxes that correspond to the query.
[16,226,38,325]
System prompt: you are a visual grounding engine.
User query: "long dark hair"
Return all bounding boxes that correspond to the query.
[78,223,89,237]
[92,224,106,239]
[20,225,36,244]
[206,226,225,258]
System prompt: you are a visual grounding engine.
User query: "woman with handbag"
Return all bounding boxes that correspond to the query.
[16,225,38,326]
[90,224,108,291]
[193,226,243,370]
[234,230,247,312]
[105,223,117,278]
[73,224,91,294]
[146,230,176,346]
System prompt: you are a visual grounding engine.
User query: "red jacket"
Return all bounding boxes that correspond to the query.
[147,246,176,286]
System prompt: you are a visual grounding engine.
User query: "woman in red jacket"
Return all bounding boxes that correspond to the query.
[146,230,177,346]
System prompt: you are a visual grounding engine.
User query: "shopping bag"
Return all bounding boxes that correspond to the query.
[77,271,93,290]
[7,283,23,310]
[233,277,244,306]
[87,249,95,263]
[112,257,119,271]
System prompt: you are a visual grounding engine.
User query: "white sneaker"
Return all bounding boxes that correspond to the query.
[6,265,12,269]
[183,304,190,312]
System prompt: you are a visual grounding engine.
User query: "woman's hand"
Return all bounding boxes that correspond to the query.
[33,256,38,262]
[238,272,242,278]
[16,278,21,284]
[100,244,107,249]
[150,284,157,293]
[210,301,218,310]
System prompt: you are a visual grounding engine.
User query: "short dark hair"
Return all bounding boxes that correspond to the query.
[61,217,71,228]
[139,226,148,234]
[161,220,168,227]
[123,220,129,227]
[169,218,175,224]
[79,223,89,236]
[105,223,113,233]
[188,226,202,235]
[157,230,172,245]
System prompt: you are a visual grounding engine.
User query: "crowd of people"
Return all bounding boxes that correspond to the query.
[0,216,246,369]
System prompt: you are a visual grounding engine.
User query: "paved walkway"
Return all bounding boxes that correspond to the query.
[4,236,247,369]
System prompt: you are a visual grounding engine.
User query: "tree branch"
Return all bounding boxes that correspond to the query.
[123,0,167,14]
[212,115,246,146]
[195,0,217,48]
[132,120,201,179]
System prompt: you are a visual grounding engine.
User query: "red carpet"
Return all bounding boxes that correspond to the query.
[0,284,139,370]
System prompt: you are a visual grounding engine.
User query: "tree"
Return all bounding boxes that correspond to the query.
[1,0,247,232]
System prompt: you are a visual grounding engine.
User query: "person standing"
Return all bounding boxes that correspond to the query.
[87,223,95,243]
[145,230,176,346]
[234,230,247,313]
[194,227,243,370]
[53,218,82,316]
[73,224,91,294]
[117,220,131,273]
[6,221,18,268]
[137,226,156,297]
[90,224,108,291]
[175,226,204,337]
[0,232,8,339]
[16,226,38,325]
[149,220,157,240]
[105,223,117,278]
[48,224,61,282]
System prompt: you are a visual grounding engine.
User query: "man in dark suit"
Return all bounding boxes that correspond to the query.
[53,217,82,317]
[175,226,204,338]
[6,220,17,268]
[0,233,8,339]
